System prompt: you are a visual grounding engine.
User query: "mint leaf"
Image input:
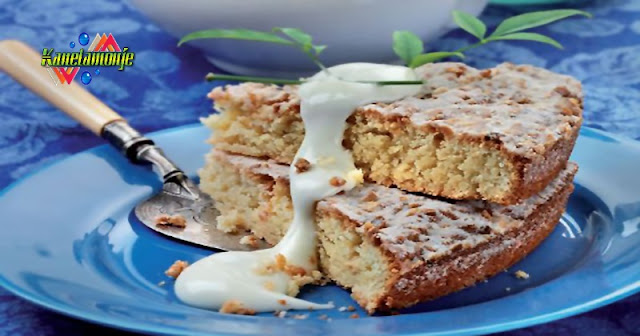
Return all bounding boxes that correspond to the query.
[452,10,487,40]
[487,32,563,49]
[392,31,424,66]
[178,28,292,46]
[409,51,464,68]
[490,9,592,38]
[273,27,314,52]
[313,45,327,54]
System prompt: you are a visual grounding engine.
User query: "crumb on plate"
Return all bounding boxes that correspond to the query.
[274,310,287,318]
[219,299,256,315]
[165,260,189,279]
[155,214,187,228]
[515,270,530,279]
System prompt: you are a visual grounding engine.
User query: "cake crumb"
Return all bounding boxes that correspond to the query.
[157,281,166,287]
[165,260,189,278]
[275,253,287,270]
[338,306,347,312]
[347,169,364,184]
[155,214,186,228]
[329,176,346,187]
[263,281,275,291]
[505,287,511,292]
[554,86,571,97]
[361,190,378,202]
[350,313,360,319]
[318,314,329,320]
[239,234,259,248]
[445,66,466,77]
[219,300,256,315]
[274,310,287,318]
[347,305,355,312]
[259,253,307,277]
[294,158,311,173]
[514,270,530,279]
[293,314,308,320]
[284,264,307,277]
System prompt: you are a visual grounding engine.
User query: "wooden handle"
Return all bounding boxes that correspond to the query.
[0,40,123,135]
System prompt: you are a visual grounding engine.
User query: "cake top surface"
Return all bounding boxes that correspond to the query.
[209,62,583,158]
[214,149,577,264]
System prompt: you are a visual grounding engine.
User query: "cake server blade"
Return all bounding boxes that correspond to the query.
[0,40,268,252]
[129,144,270,251]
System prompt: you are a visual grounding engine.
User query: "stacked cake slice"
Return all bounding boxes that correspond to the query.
[199,62,582,312]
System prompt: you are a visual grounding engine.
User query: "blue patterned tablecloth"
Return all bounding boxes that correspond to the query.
[0,0,639,335]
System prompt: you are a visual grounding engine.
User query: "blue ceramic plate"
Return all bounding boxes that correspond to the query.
[0,125,639,336]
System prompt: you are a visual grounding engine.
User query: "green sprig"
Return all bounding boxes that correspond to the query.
[394,9,591,68]
[180,9,591,86]
[205,73,303,85]
[183,27,424,86]
[205,73,424,86]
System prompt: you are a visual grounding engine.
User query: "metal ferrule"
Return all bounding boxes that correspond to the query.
[102,120,153,162]
[101,120,183,181]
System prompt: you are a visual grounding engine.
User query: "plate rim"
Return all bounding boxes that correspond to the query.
[0,124,639,336]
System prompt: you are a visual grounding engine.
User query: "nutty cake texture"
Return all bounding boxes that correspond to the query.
[204,62,582,205]
[199,149,577,312]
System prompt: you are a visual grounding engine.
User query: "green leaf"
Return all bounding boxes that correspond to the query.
[487,32,563,49]
[273,27,314,52]
[313,45,327,54]
[452,10,487,40]
[409,51,465,68]
[490,9,592,38]
[178,28,293,46]
[392,31,425,65]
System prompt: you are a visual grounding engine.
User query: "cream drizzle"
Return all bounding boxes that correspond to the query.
[175,63,421,312]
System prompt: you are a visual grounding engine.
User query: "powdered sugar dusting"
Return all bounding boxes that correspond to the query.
[209,62,583,159]
[214,149,577,264]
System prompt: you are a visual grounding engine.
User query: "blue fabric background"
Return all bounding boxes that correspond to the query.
[0,0,639,334]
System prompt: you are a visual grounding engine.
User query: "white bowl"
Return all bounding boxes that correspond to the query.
[130,0,489,77]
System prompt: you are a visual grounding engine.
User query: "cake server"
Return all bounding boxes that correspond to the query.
[0,40,268,251]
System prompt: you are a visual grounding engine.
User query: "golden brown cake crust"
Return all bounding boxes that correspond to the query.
[207,62,582,205]
[364,171,574,311]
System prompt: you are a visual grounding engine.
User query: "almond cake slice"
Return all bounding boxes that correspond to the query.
[204,62,582,205]
[199,149,577,312]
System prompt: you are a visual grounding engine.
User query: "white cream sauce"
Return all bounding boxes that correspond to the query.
[175,63,421,312]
